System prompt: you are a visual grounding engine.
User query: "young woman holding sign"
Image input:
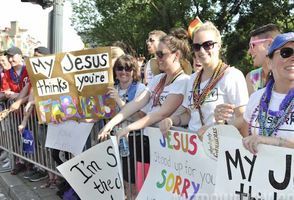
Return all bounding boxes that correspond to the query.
[98,33,191,193]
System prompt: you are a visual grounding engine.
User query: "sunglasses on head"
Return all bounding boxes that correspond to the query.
[192,41,217,52]
[276,47,294,59]
[249,38,272,49]
[155,51,169,59]
[116,65,133,72]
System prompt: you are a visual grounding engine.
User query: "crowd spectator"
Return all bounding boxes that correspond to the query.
[246,24,280,95]
[144,30,167,85]
[98,33,191,192]
[242,32,294,153]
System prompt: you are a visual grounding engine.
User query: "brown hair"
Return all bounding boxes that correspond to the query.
[113,54,141,82]
[250,24,280,39]
[160,33,191,60]
[148,30,167,39]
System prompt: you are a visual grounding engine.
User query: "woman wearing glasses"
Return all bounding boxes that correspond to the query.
[98,33,190,192]
[107,54,146,198]
[159,21,248,136]
[109,54,146,110]
[242,32,294,153]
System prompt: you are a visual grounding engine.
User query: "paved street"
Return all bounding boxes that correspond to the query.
[0,184,10,200]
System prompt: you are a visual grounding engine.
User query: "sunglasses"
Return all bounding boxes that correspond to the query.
[155,51,169,59]
[146,38,156,44]
[249,38,272,49]
[116,65,133,72]
[275,47,294,59]
[192,41,217,52]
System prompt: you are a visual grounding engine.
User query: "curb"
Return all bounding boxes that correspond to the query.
[0,172,40,200]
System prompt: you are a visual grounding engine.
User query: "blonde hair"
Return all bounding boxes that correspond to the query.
[193,21,222,46]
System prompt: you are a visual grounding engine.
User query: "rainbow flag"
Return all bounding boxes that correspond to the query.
[188,17,203,39]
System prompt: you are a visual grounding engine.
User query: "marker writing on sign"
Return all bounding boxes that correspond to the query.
[62,53,108,73]
[30,55,55,78]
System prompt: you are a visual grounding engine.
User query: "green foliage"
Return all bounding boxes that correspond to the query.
[71,0,294,73]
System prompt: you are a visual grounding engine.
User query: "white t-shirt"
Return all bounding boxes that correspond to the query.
[183,67,249,131]
[117,82,146,102]
[145,60,154,84]
[142,73,189,115]
[115,82,146,129]
[244,88,294,139]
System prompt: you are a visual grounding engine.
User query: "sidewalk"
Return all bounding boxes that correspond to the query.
[0,170,61,200]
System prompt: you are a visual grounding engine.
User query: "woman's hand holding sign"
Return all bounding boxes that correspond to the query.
[214,103,235,124]
[97,124,113,142]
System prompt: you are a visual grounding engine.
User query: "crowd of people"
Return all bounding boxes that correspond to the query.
[0,19,293,199]
[99,22,294,198]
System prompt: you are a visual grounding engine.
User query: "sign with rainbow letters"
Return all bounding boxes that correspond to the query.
[25,47,116,123]
[137,127,216,199]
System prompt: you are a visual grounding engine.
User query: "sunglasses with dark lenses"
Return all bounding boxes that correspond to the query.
[116,65,133,72]
[146,38,155,44]
[278,47,294,59]
[192,41,217,52]
[155,51,168,59]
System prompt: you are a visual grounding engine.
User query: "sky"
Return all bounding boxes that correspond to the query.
[0,0,84,52]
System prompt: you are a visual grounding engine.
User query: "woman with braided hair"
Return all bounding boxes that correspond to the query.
[159,21,248,136]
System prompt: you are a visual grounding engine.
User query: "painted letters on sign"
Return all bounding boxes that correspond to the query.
[25,47,116,123]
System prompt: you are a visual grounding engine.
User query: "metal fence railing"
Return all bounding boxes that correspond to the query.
[0,100,151,200]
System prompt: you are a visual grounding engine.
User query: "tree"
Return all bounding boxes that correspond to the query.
[71,0,293,72]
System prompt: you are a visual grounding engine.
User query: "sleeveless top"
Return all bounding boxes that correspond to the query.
[249,67,264,92]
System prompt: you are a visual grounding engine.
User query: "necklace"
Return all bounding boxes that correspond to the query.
[152,67,183,107]
[192,60,229,125]
[10,66,25,84]
[249,79,294,136]
[192,60,228,109]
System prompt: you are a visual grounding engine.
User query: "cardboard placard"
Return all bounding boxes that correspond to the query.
[25,47,116,123]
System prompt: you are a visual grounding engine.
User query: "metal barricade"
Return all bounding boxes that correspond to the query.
[0,100,150,199]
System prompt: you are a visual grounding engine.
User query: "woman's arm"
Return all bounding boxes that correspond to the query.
[243,135,294,154]
[159,108,191,136]
[116,93,184,139]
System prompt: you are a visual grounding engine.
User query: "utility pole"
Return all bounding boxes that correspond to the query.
[49,0,64,53]
[21,0,63,53]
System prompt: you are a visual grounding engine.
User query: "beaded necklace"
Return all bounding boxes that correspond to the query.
[249,78,294,136]
[192,60,229,125]
[9,66,25,85]
[152,68,183,108]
